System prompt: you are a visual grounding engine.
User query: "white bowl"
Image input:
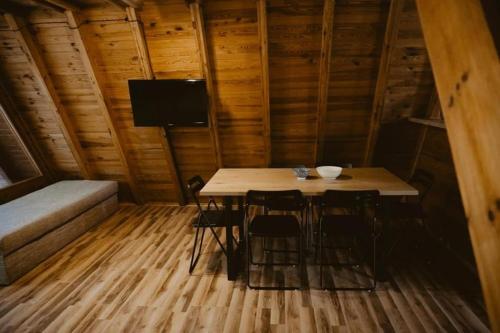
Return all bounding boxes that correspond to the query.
[316,166,342,180]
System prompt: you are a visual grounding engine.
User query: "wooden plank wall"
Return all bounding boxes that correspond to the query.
[0,13,80,179]
[0,0,466,209]
[140,0,218,189]
[323,0,388,166]
[0,107,39,182]
[268,0,323,167]
[205,0,266,168]
[372,0,434,179]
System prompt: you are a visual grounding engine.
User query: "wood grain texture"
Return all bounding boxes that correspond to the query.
[204,0,265,168]
[416,0,500,329]
[323,0,389,167]
[268,0,323,167]
[0,102,40,182]
[314,0,335,165]
[0,13,80,178]
[189,1,223,168]
[257,0,271,167]
[126,6,186,205]
[363,0,403,166]
[3,13,93,178]
[200,167,418,196]
[0,205,489,332]
[139,0,218,193]
[66,9,144,203]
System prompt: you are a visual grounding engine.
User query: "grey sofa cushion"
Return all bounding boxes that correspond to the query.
[0,180,118,255]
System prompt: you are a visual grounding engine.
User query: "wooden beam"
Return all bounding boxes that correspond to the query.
[189,1,223,168]
[363,0,404,166]
[104,0,141,10]
[66,10,142,203]
[416,0,500,329]
[408,117,445,129]
[408,88,439,178]
[35,0,81,11]
[314,0,335,165]
[126,6,187,205]
[257,0,271,167]
[4,13,93,179]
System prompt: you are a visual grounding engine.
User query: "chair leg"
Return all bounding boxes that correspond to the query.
[189,215,206,274]
[319,218,324,289]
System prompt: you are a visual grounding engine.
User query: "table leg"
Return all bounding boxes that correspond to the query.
[238,196,244,243]
[224,195,237,281]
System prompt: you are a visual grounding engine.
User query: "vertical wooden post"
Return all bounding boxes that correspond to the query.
[66,10,142,203]
[416,0,500,329]
[363,0,404,166]
[257,0,271,166]
[126,7,187,205]
[4,14,93,179]
[189,0,223,168]
[314,0,335,165]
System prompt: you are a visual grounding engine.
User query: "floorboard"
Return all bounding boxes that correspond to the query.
[0,205,490,332]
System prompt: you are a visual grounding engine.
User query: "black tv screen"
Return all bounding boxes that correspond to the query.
[128,79,208,127]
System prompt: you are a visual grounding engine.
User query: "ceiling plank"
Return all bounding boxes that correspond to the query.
[0,79,55,182]
[314,0,335,166]
[363,0,404,166]
[416,0,500,329]
[104,0,141,10]
[3,13,93,180]
[189,1,222,168]
[126,6,187,205]
[35,0,81,11]
[0,1,33,16]
[257,0,271,167]
[66,10,142,203]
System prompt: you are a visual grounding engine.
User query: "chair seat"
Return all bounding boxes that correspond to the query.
[249,215,301,237]
[192,210,243,228]
[321,214,363,235]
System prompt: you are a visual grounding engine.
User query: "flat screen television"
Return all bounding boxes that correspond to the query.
[128,79,208,127]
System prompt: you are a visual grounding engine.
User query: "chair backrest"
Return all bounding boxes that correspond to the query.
[409,169,434,201]
[320,190,380,211]
[187,175,205,206]
[246,190,306,211]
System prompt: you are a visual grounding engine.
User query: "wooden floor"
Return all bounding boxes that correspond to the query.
[0,205,490,332]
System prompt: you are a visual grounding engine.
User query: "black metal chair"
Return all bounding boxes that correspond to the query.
[381,169,435,262]
[187,176,239,274]
[317,190,380,291]
[245,190,306,290]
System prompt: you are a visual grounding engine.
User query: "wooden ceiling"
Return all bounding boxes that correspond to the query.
[0,0,434,203]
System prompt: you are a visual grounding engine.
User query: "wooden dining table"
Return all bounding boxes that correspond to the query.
[200,167,418,281]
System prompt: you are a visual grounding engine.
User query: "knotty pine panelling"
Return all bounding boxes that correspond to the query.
[380,0,433,121]
[268,0,323,167]
[323,0,389,166]
[80,2,177,202]
[0,108,39,182]
[0,16,80,178]
[205,0,266,167]
[26,15,117,180]
[0,0,461,207]
[140,0,218,188]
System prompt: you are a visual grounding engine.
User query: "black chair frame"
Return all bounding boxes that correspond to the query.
[188,176,238,274]
[318,190,380,291]
[245,190,306,290]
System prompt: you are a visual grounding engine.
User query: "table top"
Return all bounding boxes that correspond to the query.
[200,168,418,196]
